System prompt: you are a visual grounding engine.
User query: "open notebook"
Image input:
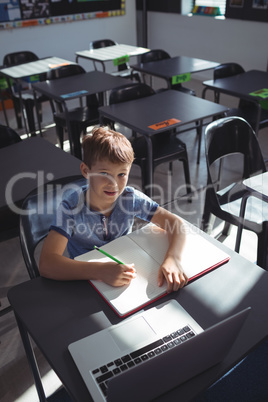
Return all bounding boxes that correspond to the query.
[75,224,230,317]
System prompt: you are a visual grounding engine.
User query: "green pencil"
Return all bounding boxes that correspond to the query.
[94,245,124,265]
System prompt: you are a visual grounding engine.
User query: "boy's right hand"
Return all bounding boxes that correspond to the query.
[97,262,136,287]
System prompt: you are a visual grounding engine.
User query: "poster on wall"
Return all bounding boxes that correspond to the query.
[0,0,124,28]
[226,0,268,20]
[252,0,268,9]
[229,0,244,6]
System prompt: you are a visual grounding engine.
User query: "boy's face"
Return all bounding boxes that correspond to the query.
[81,159,131,211]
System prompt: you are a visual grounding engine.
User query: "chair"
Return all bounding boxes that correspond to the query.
[19,175,87,279]
[46,64,100,159]
[89,39,140,82]
[0,123,22,148]
[140,49,196,96]
[0,124,22,315]
[3,51,48,135]
[202,63,268,134]
[108,83,191,197]
[201,116,268,270]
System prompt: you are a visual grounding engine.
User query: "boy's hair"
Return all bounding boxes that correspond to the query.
[82,126,134,168]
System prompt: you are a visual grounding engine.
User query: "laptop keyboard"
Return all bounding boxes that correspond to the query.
[91,324,196,398]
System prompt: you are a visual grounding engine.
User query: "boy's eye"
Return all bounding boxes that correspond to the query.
[100,172,108,176]
[118,173,126,177]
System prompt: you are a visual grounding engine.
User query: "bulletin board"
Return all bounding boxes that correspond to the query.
[0,0,124,29]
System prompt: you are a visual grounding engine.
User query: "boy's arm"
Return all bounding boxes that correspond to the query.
[150,206,188,293]
[39,230,136,285]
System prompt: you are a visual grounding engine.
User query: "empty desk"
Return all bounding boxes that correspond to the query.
[75,44,149,72]
[131,56,219,88]
[0,57,75,134]
[32,70,133,155]
[99,89,229,194]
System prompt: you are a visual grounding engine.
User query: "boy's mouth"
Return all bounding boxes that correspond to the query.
[104,190,117,196]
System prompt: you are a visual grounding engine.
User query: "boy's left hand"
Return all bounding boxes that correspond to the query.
[157,256,188,293]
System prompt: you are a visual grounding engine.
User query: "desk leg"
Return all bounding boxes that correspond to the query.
[34,89,42,137]
[62,101,74,156]
[17,84,30,136]
[196,120,203,165]
[14,312,47,402]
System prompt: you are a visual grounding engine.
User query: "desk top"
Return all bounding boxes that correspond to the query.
[203,70,268,101]
[0,57,74,80]
[0,137,81,232]
[75,44,149,62]
[8,217,268,401]
[32,70,132,102]
[99,89,229,136]
[131,56,219,80]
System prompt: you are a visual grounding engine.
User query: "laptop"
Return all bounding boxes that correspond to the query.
[68,300,250,402]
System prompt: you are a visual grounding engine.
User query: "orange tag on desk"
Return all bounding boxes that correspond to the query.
[149,118,181,130]
[48,62,70,69]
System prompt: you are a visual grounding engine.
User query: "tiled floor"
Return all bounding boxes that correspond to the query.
[1,78,268,402]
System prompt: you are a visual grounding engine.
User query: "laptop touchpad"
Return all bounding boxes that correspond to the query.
[109,316,156,352]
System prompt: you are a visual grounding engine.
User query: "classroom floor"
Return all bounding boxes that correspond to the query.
[1,78,268,402]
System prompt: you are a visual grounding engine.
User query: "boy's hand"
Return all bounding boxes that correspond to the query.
[98,262,136,287]
[157,256,188,293]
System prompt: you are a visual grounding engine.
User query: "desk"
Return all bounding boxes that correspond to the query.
[7,216,268,401]
[75,44,149,72]
[0,57,74,134]
[0,137,81,240]
[99,89,229,194]
[202,70,268,132]
[131,56,219,88]
[32,71,132,155]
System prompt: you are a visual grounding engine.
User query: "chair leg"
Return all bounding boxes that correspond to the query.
[180,157,192,199]
[24,99,36,135]
[12,97,23,129]
[222,222,232,237]
[71,127,83,160]
[256,222,268,270]
[55,125,64,149]
[201,199,216,234]
[168,162,173,175]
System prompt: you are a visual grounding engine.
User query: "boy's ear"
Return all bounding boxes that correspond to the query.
[80,162,90,179]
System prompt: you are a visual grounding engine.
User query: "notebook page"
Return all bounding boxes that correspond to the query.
[75,235,166,316]
[128,224,230,279]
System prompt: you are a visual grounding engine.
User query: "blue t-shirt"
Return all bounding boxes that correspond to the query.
[50,185,159,259]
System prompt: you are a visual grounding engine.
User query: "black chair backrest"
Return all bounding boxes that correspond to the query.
[46,64,86,80]
[89,39,116,49]
[3,51,39,67]
[89,39,129,72]
[214,63,245,81]
[19,175,87,279]
[0,124,22,148]
[140,49,170,63]
[109,83,155,105]
[205,117,266,182]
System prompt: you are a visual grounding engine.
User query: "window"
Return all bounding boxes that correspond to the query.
[194,1,226,16]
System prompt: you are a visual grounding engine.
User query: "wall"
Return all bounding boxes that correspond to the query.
[137,11,268,81]
[0,0,137,70]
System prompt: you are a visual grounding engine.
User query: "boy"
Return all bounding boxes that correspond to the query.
[39,127,188,293]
